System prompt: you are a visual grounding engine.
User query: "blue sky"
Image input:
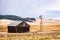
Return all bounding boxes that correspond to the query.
[0,0,60,19]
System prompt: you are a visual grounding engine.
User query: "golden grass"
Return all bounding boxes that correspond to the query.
[0,19,60,40]
[0,25,7,32]
[0,24,60,32]
[44,25,60,31]
[0,24,60,40]
[0,32,60,40]
[30,24,60,32]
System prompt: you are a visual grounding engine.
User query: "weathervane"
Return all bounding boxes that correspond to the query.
[39,15,43,32]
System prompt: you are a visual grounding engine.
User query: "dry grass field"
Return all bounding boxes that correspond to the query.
[0,24,60,40]
[0,24,60,32]
[0,32,60,40]
[0,25,7,32]
[0,19,60,40]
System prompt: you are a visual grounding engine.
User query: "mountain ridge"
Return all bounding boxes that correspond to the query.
[0,15,36,21]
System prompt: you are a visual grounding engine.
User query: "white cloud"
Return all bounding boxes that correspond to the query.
[0,0,60,19]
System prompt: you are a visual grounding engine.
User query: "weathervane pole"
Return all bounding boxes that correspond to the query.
[39,15,43,32]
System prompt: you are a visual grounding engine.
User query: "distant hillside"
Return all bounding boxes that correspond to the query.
[0,15,36,21]
[0,15,22,20]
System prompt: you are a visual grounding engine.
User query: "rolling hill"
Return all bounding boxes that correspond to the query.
[0,15,36,21]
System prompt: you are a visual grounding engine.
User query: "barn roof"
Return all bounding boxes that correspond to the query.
[8,21,22,26]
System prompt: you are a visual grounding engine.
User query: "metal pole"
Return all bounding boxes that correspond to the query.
[39,15,43,32]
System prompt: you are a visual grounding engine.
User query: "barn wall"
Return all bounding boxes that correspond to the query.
[17,27,30,33]
[8,26,16,33]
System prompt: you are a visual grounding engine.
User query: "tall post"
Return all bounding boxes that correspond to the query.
[39,15,43,32]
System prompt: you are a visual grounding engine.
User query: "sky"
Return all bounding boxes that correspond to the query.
[0,0,60,19]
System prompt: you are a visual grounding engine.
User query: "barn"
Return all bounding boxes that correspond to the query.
[8,21,30,33]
